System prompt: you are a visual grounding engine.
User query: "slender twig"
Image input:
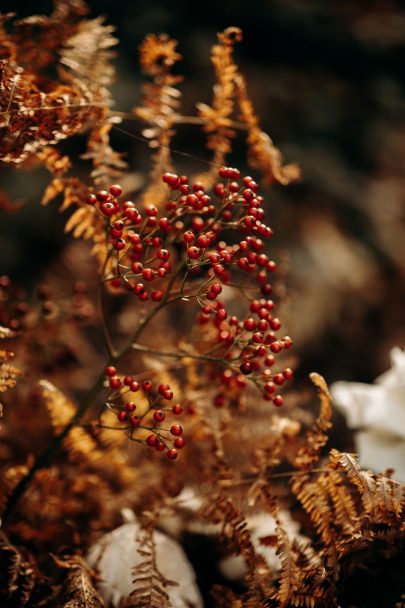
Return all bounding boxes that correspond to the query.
[219,468,335,487]
[131,343,232,366]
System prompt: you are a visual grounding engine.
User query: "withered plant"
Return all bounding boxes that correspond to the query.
[0,3,404,607]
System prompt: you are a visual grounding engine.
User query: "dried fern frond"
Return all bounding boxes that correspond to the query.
[37,147,72,178]
[59,16,118,103]
[294,373,332,469]
[329,449,405,521]
[0,530,35,606]
[81,118,128,186]
[289,584,335,608]
[123,525,173,608]
[0,8,110,166]
[54,554,105,608]
[234,74,300,186]
[274,523,301,606]
[41,174,111,270]
[290,474,336,546]
[39,380,105,465]
[317,469,360,534]
[0,57,101,164]
[134,33,183,204]
[196,26,242,185]
[39,380,137,486]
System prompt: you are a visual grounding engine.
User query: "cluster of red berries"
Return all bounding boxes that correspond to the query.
[85,167,273,303]
[104,366,184,460]
[91,166,293,410]
[201,297,293,407]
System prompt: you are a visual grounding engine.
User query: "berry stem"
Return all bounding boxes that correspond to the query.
[131,342,235,367]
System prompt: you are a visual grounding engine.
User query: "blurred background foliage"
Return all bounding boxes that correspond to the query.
[1,0,404,386]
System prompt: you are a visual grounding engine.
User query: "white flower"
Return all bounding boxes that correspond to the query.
[87,519,203,608]
[331,347,405,481]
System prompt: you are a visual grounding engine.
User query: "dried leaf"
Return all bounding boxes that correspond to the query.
[54,555,105,608]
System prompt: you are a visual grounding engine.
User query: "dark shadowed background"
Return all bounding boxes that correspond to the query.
[1,0,404,386]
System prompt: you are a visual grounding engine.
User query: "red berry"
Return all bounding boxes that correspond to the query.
[106,366,117,377]
[213,264,225,277]
[174,437,185,449]
[146,434,157,447]
[172,403,183,415]
[216,308,227,321]
[270,342,281,353]
[240,362,252,375]
[131,262,143,274]
[158,383,170,395]
[273,373,285,386]
[187,246,200,259]
[155,441,165,451]
[109,376,122,389]
[86,193,97,205]
[283,368,293,380]
[96,190,109,202]
[258,319,269,331]
[125,401,136,412]
[170,424,183,436]
[151,290,163,302]
[244,318,256,331]
[109,184,123,197]
[157,248,170,260]
[210,283,222,295]
[273,395,283,407]
[270,317,281,331]
[196,235,210,248]
[264,381,275,394]
[142,380,153,392]
[159,217,171,233]
[130,381,140,392]
[142,268,154,281]
[167,448,178,460]
[261,284,273,295]
[101,202,116,216]
[282,336,293,348]
[117,410,128,422]
[110,228,122,239]
[153,409,165,422]
[113,238,126,251]
[162,172,180,189]
[130,415,141,426]
[145,204,158,217]
[162,389,173,400]
[183,230,195,243]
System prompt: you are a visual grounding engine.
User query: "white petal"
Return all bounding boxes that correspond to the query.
[377,347,405,387]
[356,430,405,482]
[331,381,384,428]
